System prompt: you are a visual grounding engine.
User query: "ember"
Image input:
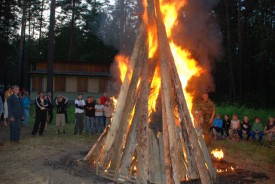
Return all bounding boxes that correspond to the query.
[211,149,224,161]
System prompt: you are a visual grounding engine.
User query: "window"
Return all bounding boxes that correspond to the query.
[54,76,66,91]
[77,77,88,92]
[32,76,43,91]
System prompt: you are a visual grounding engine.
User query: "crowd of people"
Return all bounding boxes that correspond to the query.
[197,93,275,145]
[0,86,274,146]
[0,85,114,145]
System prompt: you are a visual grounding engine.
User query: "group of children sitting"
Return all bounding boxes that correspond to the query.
[209,114,275,144]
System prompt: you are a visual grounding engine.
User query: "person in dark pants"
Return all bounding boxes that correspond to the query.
[32,91,48,136]
[46,92,53,124]
[7,85,23,142]
[74,93,85,135]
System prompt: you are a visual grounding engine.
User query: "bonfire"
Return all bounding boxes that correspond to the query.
[84,0,216,183]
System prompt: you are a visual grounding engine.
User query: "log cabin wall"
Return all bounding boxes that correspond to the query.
[29,62,111,100]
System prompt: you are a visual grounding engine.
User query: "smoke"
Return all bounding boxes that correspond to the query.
[173,0,222,96]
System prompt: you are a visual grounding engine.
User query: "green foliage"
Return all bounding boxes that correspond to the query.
[216,105,274,123]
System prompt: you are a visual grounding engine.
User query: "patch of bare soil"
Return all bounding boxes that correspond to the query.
[1,125,274,184]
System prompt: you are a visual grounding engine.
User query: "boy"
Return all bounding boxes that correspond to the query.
[251,117,264,142]
[104,100,114,127]
[264,116,274,144]
[74,93,85,135]
[210,114,224,139]
[223,115,230,138]
[56,95,68,134]
[95,99,104,133]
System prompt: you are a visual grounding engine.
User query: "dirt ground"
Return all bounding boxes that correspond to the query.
[0,125,274,184]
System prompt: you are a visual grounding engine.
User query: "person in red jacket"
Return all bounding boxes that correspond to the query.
[100,92,108,105]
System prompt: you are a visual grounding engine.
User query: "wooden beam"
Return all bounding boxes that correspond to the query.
[99,22,148,166]
[154,0,213,183]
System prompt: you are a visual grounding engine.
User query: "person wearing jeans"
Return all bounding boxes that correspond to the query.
[74,93,85,135]
[32,91,48,136]
[251,117,264,142]
[85,96,96,134]
[95,99,104,133]
[7,85,23,142]
[22,91,30,127]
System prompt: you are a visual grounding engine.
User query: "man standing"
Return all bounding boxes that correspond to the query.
[199,93,216,145]
[7,85,23,142]
[32,91,48,136]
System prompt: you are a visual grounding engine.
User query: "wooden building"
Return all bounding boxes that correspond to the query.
[29,61,111,99]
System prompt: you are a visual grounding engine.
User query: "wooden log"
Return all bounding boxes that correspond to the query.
[197,128,216,179]
[100,22,148,166]
[158,132,166,183]
[84,127,108,161]
[154,0,213,183]
[118,85,144,176]
[109,46,148,170]
[137,59,150,182]
[161,91,174,184]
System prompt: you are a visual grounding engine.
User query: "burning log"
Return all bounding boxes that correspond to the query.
[85,0,216,183]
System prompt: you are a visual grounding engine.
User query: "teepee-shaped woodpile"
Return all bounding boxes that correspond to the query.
[84,0,216,183]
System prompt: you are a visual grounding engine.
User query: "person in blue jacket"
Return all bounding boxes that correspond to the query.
[22,91,31,127]
[7,85,23,142]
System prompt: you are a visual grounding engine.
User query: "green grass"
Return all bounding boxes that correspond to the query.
[26,104,274,165]
[216,105,274,123]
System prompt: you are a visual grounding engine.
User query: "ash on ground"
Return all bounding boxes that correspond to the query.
[44,151,269,184]
[43,151,112,183]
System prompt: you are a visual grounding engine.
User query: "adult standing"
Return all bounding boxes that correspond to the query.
[22,91,30,127]
[46,92,53,124]
[32,91,48,136]
[74,93,85,135]
[85,96,96,134]
[7,85,23,142]
[199,93,216,145]
[3,87,12,126]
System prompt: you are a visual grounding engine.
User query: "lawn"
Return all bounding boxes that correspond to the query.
[0,105,274,183]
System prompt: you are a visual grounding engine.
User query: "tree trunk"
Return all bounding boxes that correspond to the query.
[47,0,56,97]
[237,0,243,102]
[18,0,27,86]
[119,0,125,52]
[68,0,76,61]
[39,0,45,52]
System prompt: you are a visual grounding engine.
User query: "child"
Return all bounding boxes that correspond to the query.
[95,99,104,133]
[223,115,230,138]
[74,93,85,135]
[239,115,251,140]
[251,117,264,142]
[210,114,224,139]
[104,100,114,127]
[229,114,240,142]
[264,116,274,144]
[56,95,68,134]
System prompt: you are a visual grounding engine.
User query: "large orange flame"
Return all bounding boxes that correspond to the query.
[115,54,129,83]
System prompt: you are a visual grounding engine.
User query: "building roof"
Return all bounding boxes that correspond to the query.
[29,71,111,77]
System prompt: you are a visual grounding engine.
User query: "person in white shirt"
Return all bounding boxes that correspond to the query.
[95,99,105,133]
[74,93,85,135]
